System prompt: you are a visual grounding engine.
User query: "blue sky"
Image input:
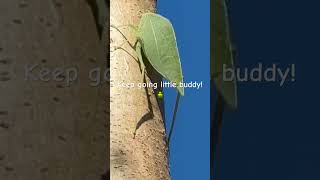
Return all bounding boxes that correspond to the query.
[158,0,320,179]
[157,1,210,180]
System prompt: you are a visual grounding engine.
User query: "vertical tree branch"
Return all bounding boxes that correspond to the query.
[110,0,170,179]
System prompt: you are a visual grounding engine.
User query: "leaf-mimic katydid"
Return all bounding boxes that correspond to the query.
[211,0,238,176]
[111,13,184,144]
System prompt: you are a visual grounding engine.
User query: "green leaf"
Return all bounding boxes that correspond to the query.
[138,13,184,96]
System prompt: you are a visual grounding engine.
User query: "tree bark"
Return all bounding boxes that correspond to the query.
[110,0,170,179]
[0,0,107,179]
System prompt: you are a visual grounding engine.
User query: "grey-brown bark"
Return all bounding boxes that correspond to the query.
[110,0,170,179]
[0,0,107,179]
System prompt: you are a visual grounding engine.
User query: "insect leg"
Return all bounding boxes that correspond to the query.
[135,41,146,82]
[110,24,138,49]
[168,93,181,144]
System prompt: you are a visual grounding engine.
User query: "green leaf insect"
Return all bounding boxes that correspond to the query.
[111,13,184,144]
[137,13,184,96]
[211,0,238,163]
[212,0,237,109]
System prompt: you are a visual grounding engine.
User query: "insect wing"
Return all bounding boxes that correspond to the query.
[211,0,237,109]
[138,13,184,96]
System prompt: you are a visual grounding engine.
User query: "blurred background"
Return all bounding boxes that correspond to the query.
[215,0,320,179]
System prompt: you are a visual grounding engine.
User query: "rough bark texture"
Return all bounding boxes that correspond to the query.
[110,0,170,179]
[0,0,107,179]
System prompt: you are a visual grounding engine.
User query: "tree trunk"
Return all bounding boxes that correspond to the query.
[110,0,170,179]
[0,1,107,179]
